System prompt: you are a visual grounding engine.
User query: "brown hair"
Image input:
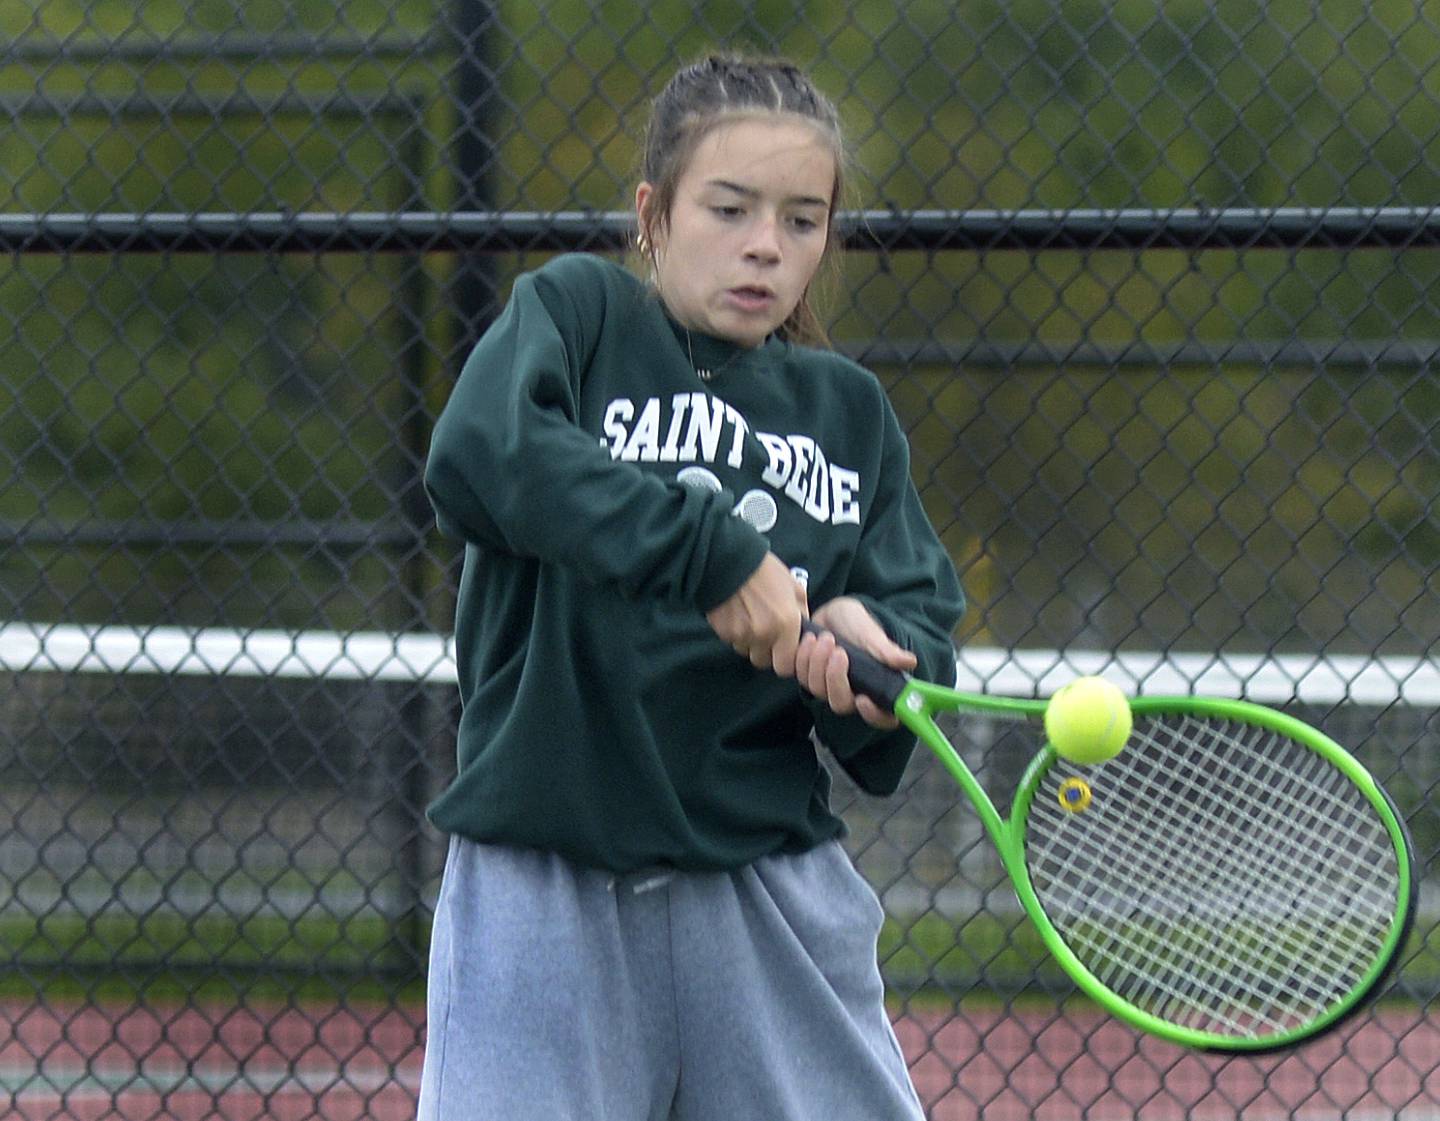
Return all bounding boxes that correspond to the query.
[634,54,848,348]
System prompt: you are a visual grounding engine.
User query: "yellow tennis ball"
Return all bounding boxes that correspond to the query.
[1044,676,1132,765]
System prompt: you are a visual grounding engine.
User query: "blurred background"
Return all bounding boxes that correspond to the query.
[1,2,1438,1117]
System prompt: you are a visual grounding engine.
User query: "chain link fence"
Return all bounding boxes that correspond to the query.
[2,2,1438,1117]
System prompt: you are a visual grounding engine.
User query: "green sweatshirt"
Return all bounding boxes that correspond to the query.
[424,253,964,873]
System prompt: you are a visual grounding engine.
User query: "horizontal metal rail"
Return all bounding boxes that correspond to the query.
[0,91,423,119]
[10,622,1438,706]
[847,338,1440,369]
[0,520,415,549]
[1,35,443,64]
[4,207,1440,254]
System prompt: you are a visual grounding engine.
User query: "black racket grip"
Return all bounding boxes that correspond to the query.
[800,620,909,712]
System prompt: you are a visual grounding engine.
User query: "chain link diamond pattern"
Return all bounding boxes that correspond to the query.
[2,2,1437,1117]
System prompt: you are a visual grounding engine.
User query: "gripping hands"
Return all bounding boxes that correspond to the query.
[705,551,914,729]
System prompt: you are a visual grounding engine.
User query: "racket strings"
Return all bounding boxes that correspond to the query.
[1050,749,1373,1031]
[1040,814,1368,1033]
[1096,721,1392,1029]
[1025,714,1401,1039]
[1036,754,1342,1033]
[1080,722,1390,1026]
[1125,722,1388,934]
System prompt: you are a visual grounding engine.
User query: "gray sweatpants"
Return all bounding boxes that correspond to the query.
[417,836,925,1121]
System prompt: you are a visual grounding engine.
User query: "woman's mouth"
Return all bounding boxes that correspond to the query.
[727,285,775,312]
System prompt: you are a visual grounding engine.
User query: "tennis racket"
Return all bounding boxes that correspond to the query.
[804,621,1417,1052]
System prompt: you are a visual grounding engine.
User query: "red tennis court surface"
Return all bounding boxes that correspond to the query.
[900,1007,1440,1120]
[1,1001,1435,1119]
[0,1001,421,1121]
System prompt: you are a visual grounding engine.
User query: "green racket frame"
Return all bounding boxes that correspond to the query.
[891,675,1417,1052]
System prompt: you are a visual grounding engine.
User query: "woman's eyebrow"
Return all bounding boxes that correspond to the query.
[705,178,830,209]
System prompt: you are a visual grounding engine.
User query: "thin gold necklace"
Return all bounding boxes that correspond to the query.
[686,329,744,383]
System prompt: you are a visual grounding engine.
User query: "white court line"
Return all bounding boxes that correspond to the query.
[5,622,1440,705]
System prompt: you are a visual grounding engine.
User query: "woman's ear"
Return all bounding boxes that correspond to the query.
[634,182,662,262]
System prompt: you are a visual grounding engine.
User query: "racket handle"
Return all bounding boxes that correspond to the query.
[800,620,909,712]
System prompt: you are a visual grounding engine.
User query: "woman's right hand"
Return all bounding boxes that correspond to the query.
[705,552,809,675]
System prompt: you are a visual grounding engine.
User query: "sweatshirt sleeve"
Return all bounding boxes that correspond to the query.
[424,262,769,610]
[810,392,965,795]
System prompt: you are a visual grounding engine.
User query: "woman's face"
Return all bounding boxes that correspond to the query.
[638,117,836,349]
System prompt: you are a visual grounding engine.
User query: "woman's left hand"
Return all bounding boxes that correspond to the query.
[795,598,917,729]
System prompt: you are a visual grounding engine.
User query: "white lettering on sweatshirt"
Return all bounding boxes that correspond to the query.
[601,394,861,526]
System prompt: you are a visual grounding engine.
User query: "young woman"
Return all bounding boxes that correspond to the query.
[418,54,965,1121]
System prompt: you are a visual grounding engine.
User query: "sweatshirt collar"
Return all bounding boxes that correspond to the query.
[663,309,783,382]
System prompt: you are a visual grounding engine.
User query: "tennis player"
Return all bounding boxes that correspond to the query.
[418,53,964,1120]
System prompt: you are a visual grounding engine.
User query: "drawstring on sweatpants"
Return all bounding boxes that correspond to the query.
[606,869,675,895]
